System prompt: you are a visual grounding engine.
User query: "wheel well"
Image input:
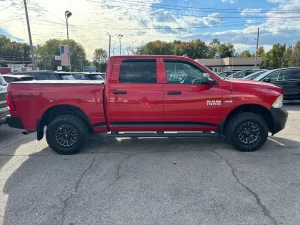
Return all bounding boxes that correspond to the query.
[39,105,93,133]
[222,104,274,135]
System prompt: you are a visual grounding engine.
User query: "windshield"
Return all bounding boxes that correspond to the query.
[254,70,275,81]
[231,71,244,78]
[60,75,75,80]
[244,71,266,80]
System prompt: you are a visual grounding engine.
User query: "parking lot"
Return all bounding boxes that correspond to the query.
[0,103,298,225]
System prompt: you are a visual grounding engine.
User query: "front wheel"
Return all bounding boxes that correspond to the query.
[46,115,88,155]
[226,112,268,152]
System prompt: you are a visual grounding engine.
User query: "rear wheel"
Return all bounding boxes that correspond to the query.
[46,115,88,155]
[226,112,268,152]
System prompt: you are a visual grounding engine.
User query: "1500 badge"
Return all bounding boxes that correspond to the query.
[207,100,222,106]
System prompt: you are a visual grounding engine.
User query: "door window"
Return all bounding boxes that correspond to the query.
[265,71,280,81]
[119,60,157,83]
[164,60,209,84]
[290,69,300,80]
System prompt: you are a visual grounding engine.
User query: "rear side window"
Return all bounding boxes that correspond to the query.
[290,69,300,80]
[119,60,157,83]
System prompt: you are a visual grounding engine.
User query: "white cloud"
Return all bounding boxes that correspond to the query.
[202,13,223,27]
[0,0,202,59]
[221,0,236,3]
[1,0,300,60]
[241,8,262,16]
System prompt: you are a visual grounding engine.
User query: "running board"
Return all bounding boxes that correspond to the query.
[107,132,219,138]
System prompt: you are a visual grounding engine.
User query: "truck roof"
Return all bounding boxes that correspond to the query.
[109,55,191,59]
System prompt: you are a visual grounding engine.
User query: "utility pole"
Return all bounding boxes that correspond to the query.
[108,34,111,58]
[65,10,72,72]
[118,34,123,55]
[255,27,260,69]
[24,0,36,70]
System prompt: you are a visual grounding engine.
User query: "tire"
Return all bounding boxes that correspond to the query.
[226,112,268,152]
[46,115,88,155]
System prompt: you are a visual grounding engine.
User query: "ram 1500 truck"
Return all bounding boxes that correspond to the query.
[6,56,288,154]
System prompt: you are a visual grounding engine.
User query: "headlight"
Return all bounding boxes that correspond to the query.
[272,95,283,108]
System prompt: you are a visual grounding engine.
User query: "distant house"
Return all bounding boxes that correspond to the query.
[195,57,261,72]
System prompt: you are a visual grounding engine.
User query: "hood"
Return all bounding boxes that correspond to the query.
[227,78,283,95]
[229,78,280,88]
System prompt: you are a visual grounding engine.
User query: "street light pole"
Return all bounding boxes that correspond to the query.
[255,27,260,69]
[24,0,36,70]
[65,10,72,72]
[118,34,123,55]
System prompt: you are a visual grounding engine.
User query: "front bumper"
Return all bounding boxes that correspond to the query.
[6,115,24,129]
[270,107,288,135]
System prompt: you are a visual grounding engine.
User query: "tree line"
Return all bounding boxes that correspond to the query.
[1,35,299,72]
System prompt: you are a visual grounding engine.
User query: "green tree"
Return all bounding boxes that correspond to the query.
[0,35,31,67]
[239,50,252,57]
[289,41,300,67]
[172,39,208,59]
[262,43,288,69]
[34,39,88,71]
[207,39,220,58]
[142,40,173,55]
[206,39,235,58]
[93,48,108,72]
[282,45,293,67]
[257,46,265,57]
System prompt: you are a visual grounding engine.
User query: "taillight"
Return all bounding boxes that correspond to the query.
[6,93,16,111]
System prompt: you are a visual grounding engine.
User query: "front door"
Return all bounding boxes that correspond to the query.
[162,59,223,131]
[108,58,163,131]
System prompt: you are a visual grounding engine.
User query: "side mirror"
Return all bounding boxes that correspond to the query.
[201,76,216,85]
[264,77,271,83]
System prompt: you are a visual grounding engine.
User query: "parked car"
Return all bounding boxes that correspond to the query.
[6,55,287,154]
[2,74,34,83]
[228,69,267,79]
[243,70,269,80]
[254,67,300,100]
[9,71,75,80]
[0,75,9,125]
[72,72,104,80]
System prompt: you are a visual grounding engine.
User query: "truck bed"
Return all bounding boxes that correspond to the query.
[8,80,107,132]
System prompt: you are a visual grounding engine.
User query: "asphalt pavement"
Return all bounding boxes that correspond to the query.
[0,103,300,225]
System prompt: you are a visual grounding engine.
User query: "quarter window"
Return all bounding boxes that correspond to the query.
[119,60,157,83]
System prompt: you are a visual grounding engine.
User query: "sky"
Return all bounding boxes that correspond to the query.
[1,0,300,60]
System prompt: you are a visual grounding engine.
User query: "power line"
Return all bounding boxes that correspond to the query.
[28,0,65,22]
[86,0,300,13]
[0,2,19,12]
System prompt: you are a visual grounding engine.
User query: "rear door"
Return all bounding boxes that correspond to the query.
[108,58,163,131]
[288,69,300,100]
[162,59,222,131]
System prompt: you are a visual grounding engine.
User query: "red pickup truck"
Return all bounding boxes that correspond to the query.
[6,55,288,154]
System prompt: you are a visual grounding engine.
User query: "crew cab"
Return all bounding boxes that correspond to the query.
[6,56,288,154]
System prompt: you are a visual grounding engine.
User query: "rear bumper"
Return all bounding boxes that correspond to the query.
[270,107,288,135]
[6,115,24,129]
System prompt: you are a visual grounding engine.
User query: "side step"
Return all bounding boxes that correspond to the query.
[107,131,219,138]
